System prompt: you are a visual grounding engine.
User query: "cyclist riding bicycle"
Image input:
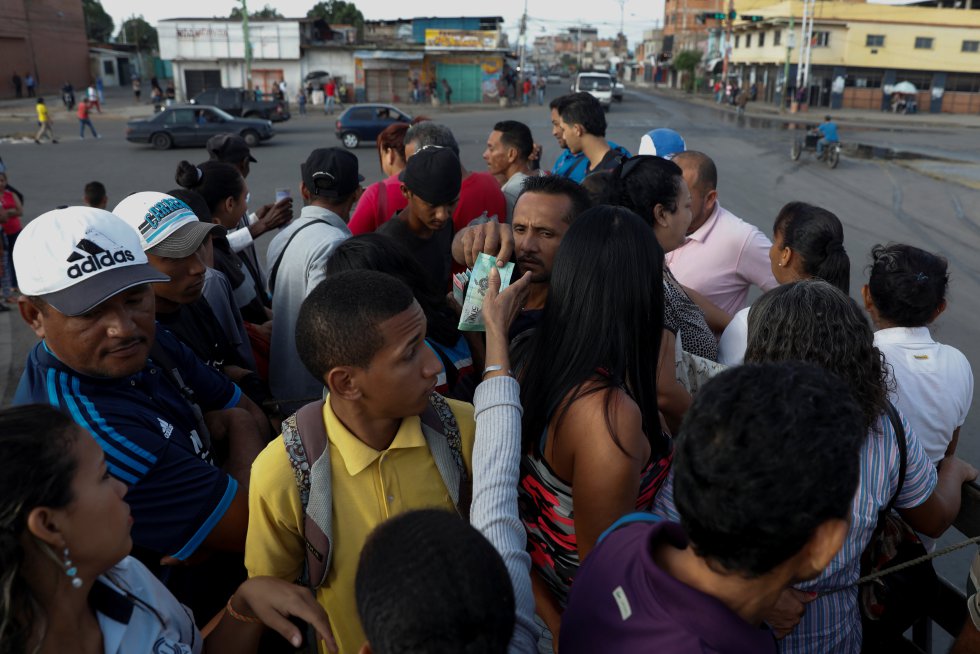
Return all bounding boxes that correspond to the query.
[814,115,840,158]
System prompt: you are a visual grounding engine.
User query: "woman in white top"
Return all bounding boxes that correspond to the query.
[0,404,335,654]
[718,201,850,365]
[863,243,973,462]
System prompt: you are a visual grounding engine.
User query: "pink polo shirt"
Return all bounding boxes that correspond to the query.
[665,203,778,315]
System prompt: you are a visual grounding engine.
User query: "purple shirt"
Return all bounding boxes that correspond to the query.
[560,520,778,654]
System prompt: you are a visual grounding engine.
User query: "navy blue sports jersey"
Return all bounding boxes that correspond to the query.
[15,327,241,560]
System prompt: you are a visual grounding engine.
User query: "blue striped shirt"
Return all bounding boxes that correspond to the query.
[15,327,242,560]
[653,410,937,653]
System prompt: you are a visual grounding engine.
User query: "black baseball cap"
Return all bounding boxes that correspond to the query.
[301,148,363,199]
[207,133,257,164]
[399,147,462,206]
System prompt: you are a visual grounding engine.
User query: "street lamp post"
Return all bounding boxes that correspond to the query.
[239,0,254,91]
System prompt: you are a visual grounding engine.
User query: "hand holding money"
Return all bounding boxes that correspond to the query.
[458,253,515,332]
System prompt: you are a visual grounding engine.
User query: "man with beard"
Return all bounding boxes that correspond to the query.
[452,175,590,337]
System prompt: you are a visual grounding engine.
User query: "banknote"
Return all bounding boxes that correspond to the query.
[458,253,514,332]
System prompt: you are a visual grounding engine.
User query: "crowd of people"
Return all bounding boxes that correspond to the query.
[1,88,979,654]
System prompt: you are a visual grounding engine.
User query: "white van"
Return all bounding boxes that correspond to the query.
[572,72,613,110]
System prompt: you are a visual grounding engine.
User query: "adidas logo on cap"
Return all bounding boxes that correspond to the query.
[65,231,136,279]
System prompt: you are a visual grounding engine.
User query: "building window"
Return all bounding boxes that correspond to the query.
[963,40,979,52]
[746,34,752,48]
[759,32,766,47]
[735,35,740,48]
[774,30,782,46]
[866,34,885,47]
[813,31,830,47]
[914,37,934,49]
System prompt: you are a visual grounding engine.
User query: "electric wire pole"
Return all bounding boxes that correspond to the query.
[239,0,253,90]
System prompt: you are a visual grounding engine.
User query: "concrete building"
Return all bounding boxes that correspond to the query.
[89,45,141,88]
[663,0,727,56]
[0,0,89,99]
[730,0,980,113]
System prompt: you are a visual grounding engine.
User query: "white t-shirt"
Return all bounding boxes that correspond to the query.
[874,326,973,463]
[95,556,202,654]
[718,306,750,366]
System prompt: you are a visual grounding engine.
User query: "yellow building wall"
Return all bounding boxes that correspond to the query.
[729,0,980,72]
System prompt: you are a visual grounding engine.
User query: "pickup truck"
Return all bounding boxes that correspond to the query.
[190,88,290,122]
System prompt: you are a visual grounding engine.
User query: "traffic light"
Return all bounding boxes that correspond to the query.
[703,12,727,19]
[741,14,765,21]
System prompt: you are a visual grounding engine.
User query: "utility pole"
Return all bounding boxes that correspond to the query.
[239,0,254,91]
[719,0,735,88]
[781,14,794,112]
[801,0,815,102]
[518,0,528,85]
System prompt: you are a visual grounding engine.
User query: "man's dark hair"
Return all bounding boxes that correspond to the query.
[404,121,460,157]
[493,120,533,161]
[558,92,606,137]
[673,150,718,191]
[548,94,570,111]
[674,362,865,577]
[518,175,590,224]
[295,270,415,382]
[356,509,515,654]
[83,181,106,207]
[868,243,949,328]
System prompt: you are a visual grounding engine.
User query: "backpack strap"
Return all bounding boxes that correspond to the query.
[282,400,333,589]
[268,219,328,295]
[883,401,908,514]
[420,393,472,520]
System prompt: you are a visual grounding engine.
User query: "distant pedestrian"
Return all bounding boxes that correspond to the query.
[83,181,108,208]
[165,82,175,106]
[12,73,22,98]
[537,76,546,105]
[77,98,99,139]
[0,170,23,303]
[25,73,36,98]
[736,88,748,116]
[132,77,141,102]
[96,76,104,103]
[442,78,453,108]
[714,80,723,103]
[33,98,57,144]
[151,85,162,112]
[297,89,307,115]
[86,84,101,113]
[254,86,263,101]
[61,82,75,110]
[324,78,336,114]
[338,81,347,108]
[522,78,532,106]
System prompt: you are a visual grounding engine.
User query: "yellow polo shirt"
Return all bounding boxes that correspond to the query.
[245,397,475,653]
[36,103,48,123]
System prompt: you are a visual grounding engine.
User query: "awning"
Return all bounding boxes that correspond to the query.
[353,50,424,61]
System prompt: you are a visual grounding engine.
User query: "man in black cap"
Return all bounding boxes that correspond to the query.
[266,147,362,412]
[377,146,463,291]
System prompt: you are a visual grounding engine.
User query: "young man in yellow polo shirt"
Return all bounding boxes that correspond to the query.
[245,270,475,653]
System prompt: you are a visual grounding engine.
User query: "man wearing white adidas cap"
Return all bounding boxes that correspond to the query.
[13,206,261,575]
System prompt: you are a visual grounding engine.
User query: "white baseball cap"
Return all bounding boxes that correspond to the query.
[14,206,170,316]
[638,128,687,159]
[112,191,224,258]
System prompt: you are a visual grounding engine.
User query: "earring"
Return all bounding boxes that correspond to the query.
[778,262,784,267]
[63,547,83,589]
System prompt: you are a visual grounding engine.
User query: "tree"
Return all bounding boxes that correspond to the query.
[83,0,114,43]
[230,4,284,19]
[307,0,364,27]
[672,50,702,92]
[117,16,159,51]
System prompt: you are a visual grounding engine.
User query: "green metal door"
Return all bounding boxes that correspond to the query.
[435,63,482,103]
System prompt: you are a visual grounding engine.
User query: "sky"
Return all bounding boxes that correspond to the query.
[101,0,668,50]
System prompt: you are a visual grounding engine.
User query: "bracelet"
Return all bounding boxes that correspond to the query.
[226,596,262,624]
[482,365,512,378]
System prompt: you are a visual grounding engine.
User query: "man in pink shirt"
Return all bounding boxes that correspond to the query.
[666,151,777,315]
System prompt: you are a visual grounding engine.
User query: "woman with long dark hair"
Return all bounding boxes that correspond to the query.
[516,206,673,643]
[175,160,270,325]
[718,200,850,365]
[326,233,477,400]
[0,405,333,654]
[742,281,976,653]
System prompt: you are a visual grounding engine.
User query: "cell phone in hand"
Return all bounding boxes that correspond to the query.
[275,188,291,203]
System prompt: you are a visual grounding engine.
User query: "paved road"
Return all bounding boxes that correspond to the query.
[1,86,978,638]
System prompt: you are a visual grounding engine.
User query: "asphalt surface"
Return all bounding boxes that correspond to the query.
[2,85,979,643]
